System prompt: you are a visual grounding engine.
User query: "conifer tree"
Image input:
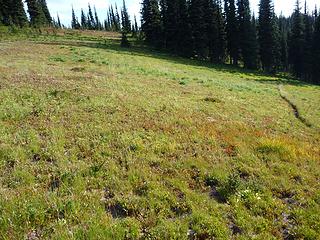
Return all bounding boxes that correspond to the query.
[141,0,162,47]
[10,0,28,27]
[161,0,178,50]
[108,4,121,31]
[258,0,280,72]
[1,0,11,25]
[160,0,168,44]
[280,31,288,71]
[105,12,111,31]
[81,9,87,29]
[134,15,139,32]
[112,6,118,30]
[288,0,305,78]
[0,0,3,24]
[225,0,239,65]
[302,2,313,80]
[121,0,131,33]
[108,6,115,30]
[87,3,95,30]
[121,0,131,47]
[189,0,208,59]
[176,0,193,57]
[52,15,61,28]
[94,6,101,30]
[312,12,320,84]
[71,6,80,29]
[115,4,121,31]
[273,15,282,69]
[104,19,108,31]
[278,14,289,70]
[132,15,139,36]
[0,2,3,25]
[249,15,259,68]
[205,0,217,60]
[26,0,46,26]
[237,0,258,69]
[39,0,52,24]
[163,0,192,52]
[57,13,62,28]
[87,15,92,29]
[121,32,130,47]
[210,0,227,63]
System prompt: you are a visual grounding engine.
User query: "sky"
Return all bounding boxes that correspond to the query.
[44,0,319,27]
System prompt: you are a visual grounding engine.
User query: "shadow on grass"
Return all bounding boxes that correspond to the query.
[35,36,315,88]
[36,38,262,75]
[254,75,314,87]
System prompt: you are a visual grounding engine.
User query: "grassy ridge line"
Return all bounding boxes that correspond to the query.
[0,26,122,44]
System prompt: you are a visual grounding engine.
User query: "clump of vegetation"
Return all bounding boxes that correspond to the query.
[203,97,221,103]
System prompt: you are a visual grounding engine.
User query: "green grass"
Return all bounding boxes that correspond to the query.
[0,29,319,239]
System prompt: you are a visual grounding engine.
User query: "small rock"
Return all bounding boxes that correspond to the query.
[187,229,196,240]
[27,230,40,240]
[229,222,242,235]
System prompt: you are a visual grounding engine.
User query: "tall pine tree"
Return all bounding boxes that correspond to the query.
[94,6,101,30]
[163,0,180,51]
[87,3,95,30]
[81,9,87,29]
[189,0,208,59]
[141,0,162,47]
[39,0,52,24]
[1,0,11,25]
[0,0,3,25]
[121,0,131,47]
[209,0,227,63]
[237,0,258,69]
[312,12,320,84]
[10,0,28,27]
[71,6,80,29]
[26,0,47,26]
[258,0,280,72]
[302,1,313,80]
[288,0,305,78]
[204,0,216,61]
[225,0,239,65]
[278,14,289,70]
[115,4,121,31]
[108,6,114,30]
[121,0,131,33]
[57,13,62,28]
[176,0,193,57]
[132,15,139,36]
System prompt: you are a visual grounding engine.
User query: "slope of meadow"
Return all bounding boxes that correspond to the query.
[0,29,319,239]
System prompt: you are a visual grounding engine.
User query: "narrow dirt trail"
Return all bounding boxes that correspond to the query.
[278,85,312,128]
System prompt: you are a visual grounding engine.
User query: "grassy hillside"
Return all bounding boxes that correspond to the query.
[0,29,319,239]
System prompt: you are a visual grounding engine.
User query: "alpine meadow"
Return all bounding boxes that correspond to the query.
[0,0,320,239]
